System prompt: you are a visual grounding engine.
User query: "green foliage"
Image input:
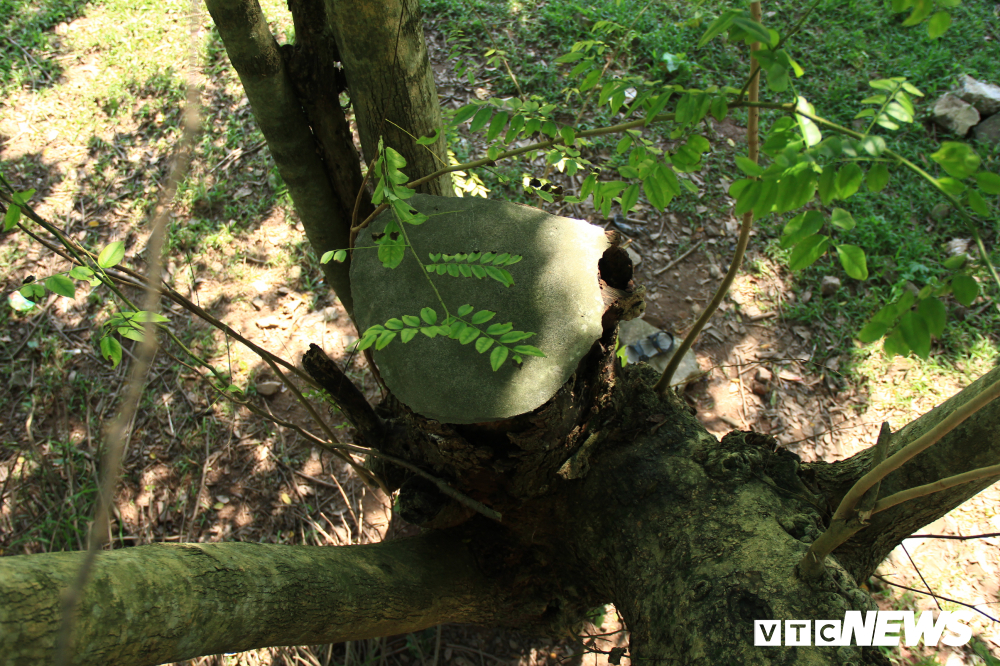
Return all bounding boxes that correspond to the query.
[354,304,545,372]
[439,1,999,363]
[424,251,522,288]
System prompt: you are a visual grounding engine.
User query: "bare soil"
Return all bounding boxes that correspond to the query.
[0,6,996,666]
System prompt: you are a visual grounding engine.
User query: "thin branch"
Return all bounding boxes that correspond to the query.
[55,8,202,662]
[653,2,761,393]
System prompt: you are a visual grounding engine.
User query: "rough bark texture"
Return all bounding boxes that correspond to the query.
[806,361,1000,583]
[0,531,553,666]
[206,0,368,315]
[326,0,453,195]
[3,356,998,664]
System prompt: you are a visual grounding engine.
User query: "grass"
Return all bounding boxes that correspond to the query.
[423,0,1000,367]
[1,0,998,663]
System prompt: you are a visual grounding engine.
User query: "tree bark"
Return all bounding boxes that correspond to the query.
[206,0,372,316]
[0,531,551,666]
[326,0,453,195]
[3,361,997,665]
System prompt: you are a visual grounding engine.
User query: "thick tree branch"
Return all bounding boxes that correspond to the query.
[1,531,539,666]
[205,0,357,315]
[807,362,1000,582]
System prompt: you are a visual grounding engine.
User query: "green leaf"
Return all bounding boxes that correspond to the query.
[752,179,778,217]
[732,15,771,45]
[118,327,145,343]
[485,266,514,287]
[734,180,762,217]
[41,275,74,298]
[711,95,728,122]
[69,266,94,280]
[402,315,421,327]
[420,327,439,339]
[420,307,438,325]
[930,142,980,179]
[100,336,122,368]
[400,328,418,343]
[974,171,1000,194]
[883,328,910,358]
[487,322,513,336]
[415,129,440,145]
[383,318,405,330]
[795,97,822,147]
[898,311,930,359]
[767,63,789,92]
[729,178,752,200]
[471,309,496,325]
[470,264,487,279]
[134,311,168,324]
[499,330,534,344]
[951,275,979,306]
[781,210,826,249]
[555,50,586,64]
[22,283,45,300]
[967,190,990,216]
[452,104,480,126]
[486,111,509,142]
[917,297,946,337]
[98,241,125,269]
[512,345,546,357]
[830,208,856,231]
[927,11,951,38]
[490,345,509,371]
[788,234,830,270]
[458,304,474,317]
[859,136,887,157]
[901,0,933,26]
[470,107,492,132]
[475,336,495,353]
[835,244,868,280]
[644,90,674,125]
[867,163,890,192]
[735,155,764,177]
[697,9,740,47]
[943,254,967,270]
[858,320,889,343]
[616,135,633,155]
[936,177,966,197]
[378,238,406,269]
[375,330,397,350]
[458,327,480,344]
[321,251,335,264]
[836,164,864,199]
[817,168,838,205]
[560,126,576,146]
[3,202,21,231]
[620,183,640,215]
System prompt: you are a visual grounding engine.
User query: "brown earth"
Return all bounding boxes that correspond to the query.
[0,4,997,666]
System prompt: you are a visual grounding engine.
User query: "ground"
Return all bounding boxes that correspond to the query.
[0,1,998,665]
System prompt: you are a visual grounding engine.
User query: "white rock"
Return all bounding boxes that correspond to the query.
[933,94,980,136]
[958,74,1000,116]
[255,381,282,396]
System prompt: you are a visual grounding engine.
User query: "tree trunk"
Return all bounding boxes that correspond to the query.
[3,359,998,665]
[326,0,453,195]
[4,1,998,665]
[206,0,377,317]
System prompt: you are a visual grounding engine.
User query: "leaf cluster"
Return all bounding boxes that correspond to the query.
[356,304,544,372]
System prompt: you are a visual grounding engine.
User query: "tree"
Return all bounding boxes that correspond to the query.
[1,0,998,664]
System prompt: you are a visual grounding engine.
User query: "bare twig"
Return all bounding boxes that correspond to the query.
[55,5,202,661]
